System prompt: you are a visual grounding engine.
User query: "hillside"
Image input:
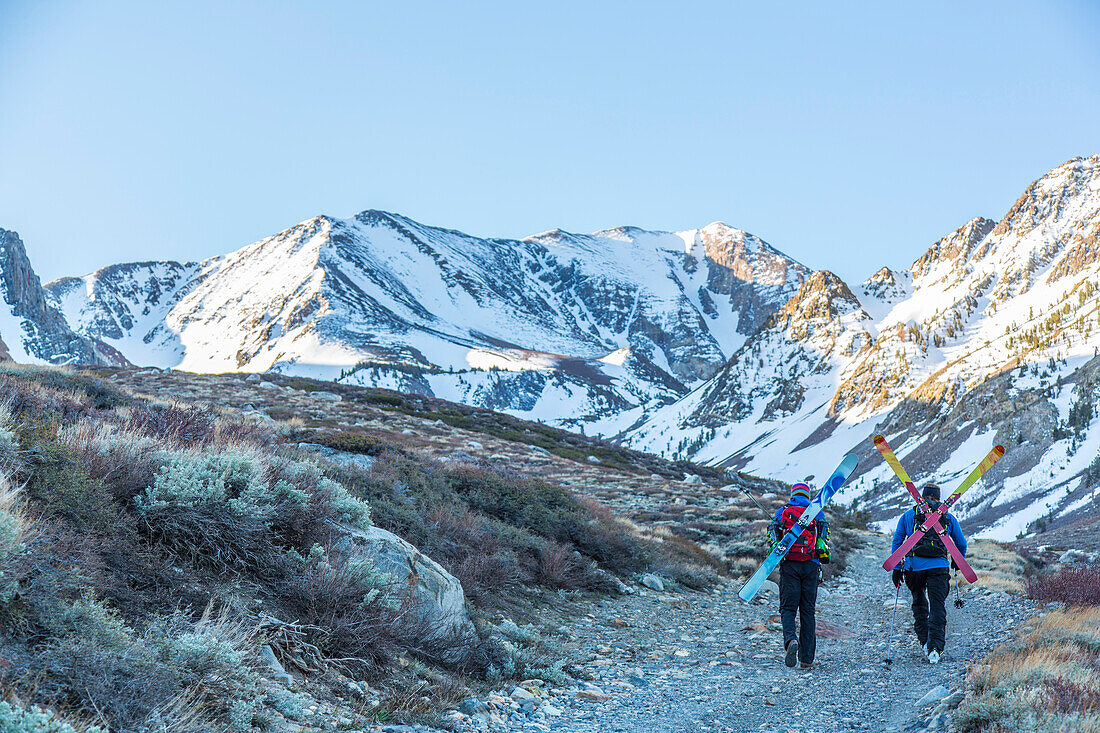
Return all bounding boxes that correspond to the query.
[624,156,1100,540]
[0,363,811,730]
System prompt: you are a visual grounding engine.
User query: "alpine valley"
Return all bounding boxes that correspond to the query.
[4,156,1099,540]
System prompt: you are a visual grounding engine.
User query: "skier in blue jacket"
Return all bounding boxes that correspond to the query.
[769,483,829,669]
[891,483,967,664]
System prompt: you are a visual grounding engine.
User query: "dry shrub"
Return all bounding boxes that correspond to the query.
[446,464,647,576]
[59,422,162,503]
[210,417,277,449]
[535,542,583,589]
[16,637,183,730]
[646,531,725,590]
[422,508,524,601]
[125,404,214,447]
[138,500,274,571]
[452,552,525,602]
[0,377,92,421]
[1026,565,1100,606]
[271,547,399,676]
[956,607,1100,732]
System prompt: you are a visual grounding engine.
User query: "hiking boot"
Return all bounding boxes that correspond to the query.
[785,640,799,668]
[928,650,940,664]
[800,661,814,670]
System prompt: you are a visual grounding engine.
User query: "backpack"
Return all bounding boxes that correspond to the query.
[780,505,818,562]
[910,501,949,559]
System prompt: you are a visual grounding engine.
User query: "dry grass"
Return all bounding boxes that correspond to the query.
[957,539,1028,594]
[956,607,1100,732]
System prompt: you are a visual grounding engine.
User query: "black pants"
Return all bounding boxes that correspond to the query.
[905,567,950,653]
[779,560,819,664]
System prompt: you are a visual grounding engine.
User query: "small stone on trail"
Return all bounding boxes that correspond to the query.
[577,690,611,702]
[511,686,536,701]
[915,685,951,707]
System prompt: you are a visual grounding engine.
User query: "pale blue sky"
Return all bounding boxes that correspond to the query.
[2,1,1098,283]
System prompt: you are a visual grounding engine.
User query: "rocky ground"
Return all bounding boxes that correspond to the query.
[437,534,1034,733]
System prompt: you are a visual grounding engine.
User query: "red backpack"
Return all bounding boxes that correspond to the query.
[780,505,818,562]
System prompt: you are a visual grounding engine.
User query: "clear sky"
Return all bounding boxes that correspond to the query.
[2,1,1098,284]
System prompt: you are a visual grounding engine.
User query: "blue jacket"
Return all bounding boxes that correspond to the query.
[771,495,828,565]
[892,507,967,571]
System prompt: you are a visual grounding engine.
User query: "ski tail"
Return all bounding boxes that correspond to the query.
[738,454,858,602]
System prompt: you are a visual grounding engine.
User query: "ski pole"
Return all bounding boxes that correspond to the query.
[884,582,901,667]
[740,486,772,520]
[725,470,773,520]
[954,568,965,609]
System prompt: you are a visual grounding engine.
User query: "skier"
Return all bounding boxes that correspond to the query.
[890,483,967,664]
[769,483,830,669]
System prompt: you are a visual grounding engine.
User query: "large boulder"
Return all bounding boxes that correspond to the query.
[331,524,476,650]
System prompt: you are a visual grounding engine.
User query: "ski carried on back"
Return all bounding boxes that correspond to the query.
[739,454,859,602]
[882,444,1005,572]
[873,435,978,583]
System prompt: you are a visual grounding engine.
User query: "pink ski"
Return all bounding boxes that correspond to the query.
[874,435,976,583]
[883,443,1005,572]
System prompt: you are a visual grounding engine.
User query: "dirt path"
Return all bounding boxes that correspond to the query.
[512,534,1034,733]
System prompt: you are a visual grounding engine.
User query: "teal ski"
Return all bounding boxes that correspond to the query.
[738,454,859,602]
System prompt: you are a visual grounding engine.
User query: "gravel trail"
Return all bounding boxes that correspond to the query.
[500,533,1034,733]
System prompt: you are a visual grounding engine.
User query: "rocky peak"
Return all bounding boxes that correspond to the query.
[0,229,70,335]
[909,217,996,281]
[0,228,127,366]
[991,155,1100,239]
[769,271,862,331]
[698,223,806,281]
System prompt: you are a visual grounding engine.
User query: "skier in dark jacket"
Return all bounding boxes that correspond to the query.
[891,483,967,664]
[769,483,830,669]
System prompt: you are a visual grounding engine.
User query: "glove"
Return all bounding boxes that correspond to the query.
[892,568,903,588]
[950,558,959,571]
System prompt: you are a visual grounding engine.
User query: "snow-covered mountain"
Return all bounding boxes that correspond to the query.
[624,156,1100,539]
[0,229,127,367]
[44,214,808,427]
[13,155,1100,539]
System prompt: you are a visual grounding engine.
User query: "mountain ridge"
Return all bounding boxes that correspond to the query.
[2,156,1097,539]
